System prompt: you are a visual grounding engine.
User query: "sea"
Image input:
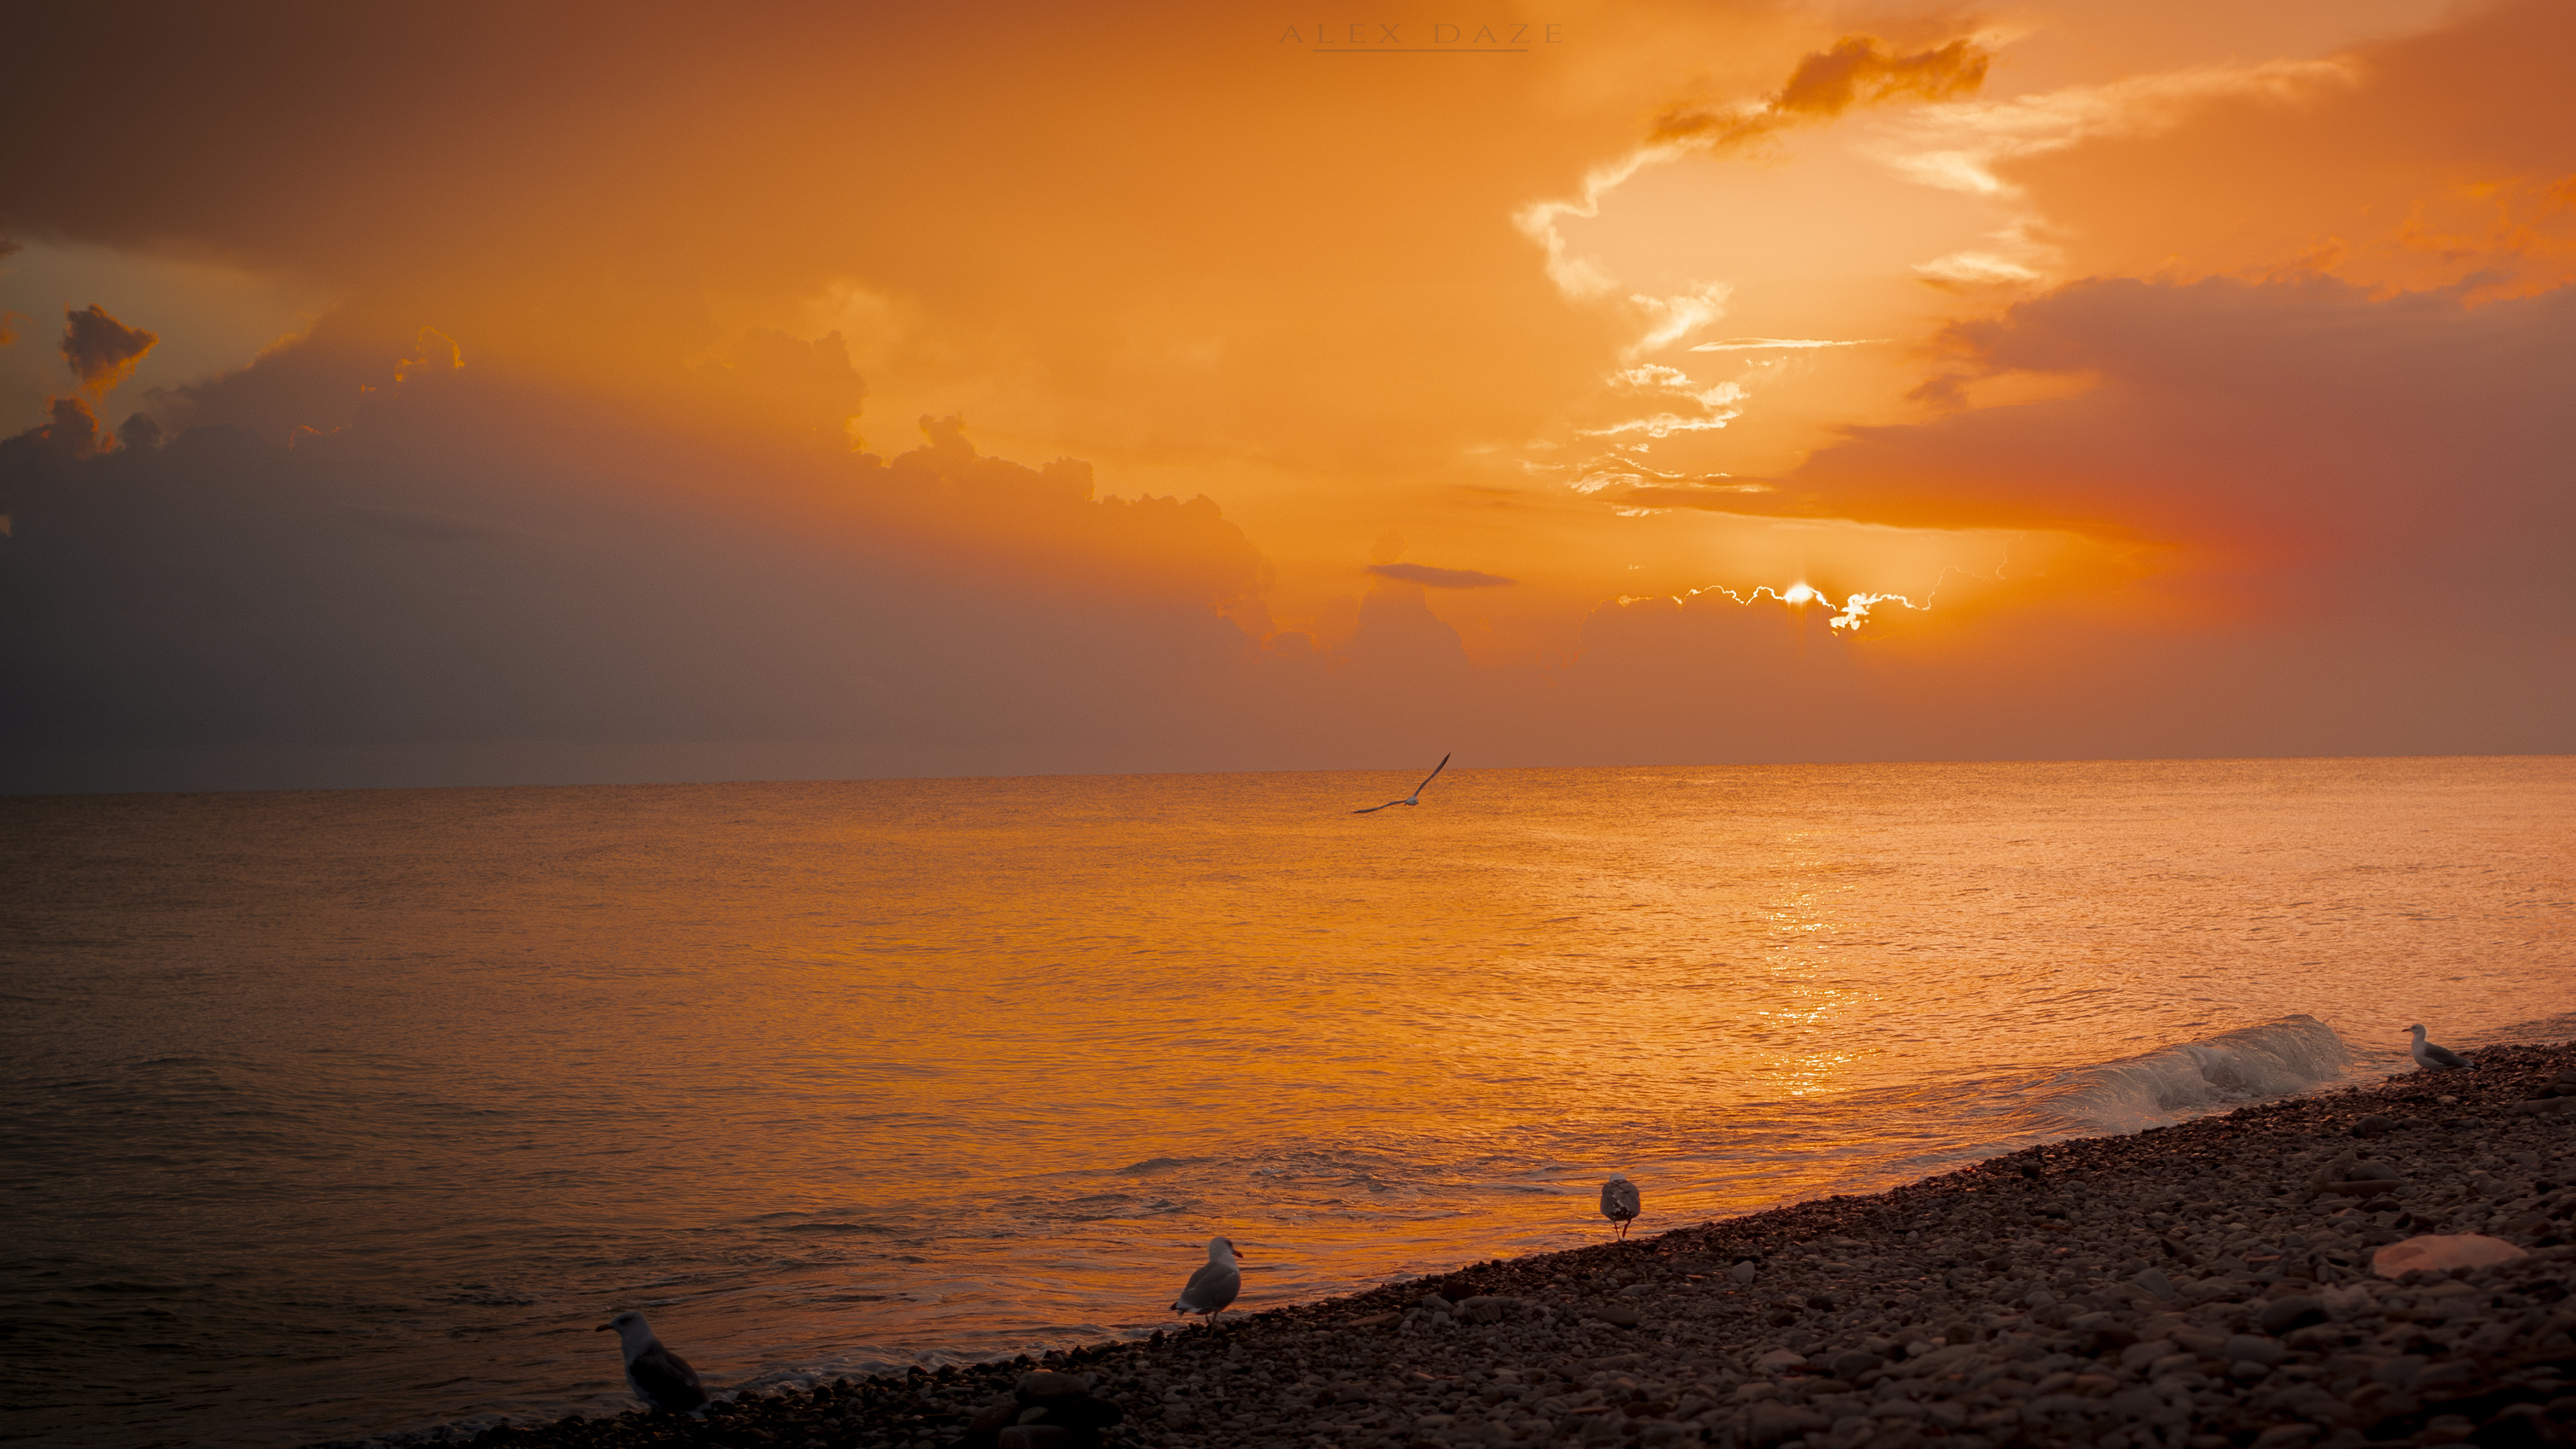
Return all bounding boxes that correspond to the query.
[2,756,2570,1447]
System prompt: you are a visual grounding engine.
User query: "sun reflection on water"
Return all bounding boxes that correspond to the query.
[1,757,2567,1438]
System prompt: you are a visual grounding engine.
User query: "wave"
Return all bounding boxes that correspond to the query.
[1110,1156,1212,1175]
[2473,1010,2576,1047]
[2037,1013,2351,1132]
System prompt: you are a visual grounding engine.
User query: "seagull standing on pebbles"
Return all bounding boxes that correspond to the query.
[1352,754,1450,814]
[598,1309,709,1414]
[1172,1237,1242,1329]
[1601,1177,1641,1240]
[2408,1023,2475,1072]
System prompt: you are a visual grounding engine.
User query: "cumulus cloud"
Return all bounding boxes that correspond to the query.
[60,304,157,396]
[1364,562,1516,590]
[0,395,104,464]
[3,306,2563,790]
[700,327,866,449]
[0,322,1293,786]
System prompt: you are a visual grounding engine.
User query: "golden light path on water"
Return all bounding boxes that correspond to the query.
[1,757,2570,1446]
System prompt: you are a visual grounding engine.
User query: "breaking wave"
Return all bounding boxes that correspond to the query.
[2037,1014,2353,1131]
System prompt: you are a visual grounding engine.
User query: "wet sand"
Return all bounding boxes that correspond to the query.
[419,1041,2576,1449]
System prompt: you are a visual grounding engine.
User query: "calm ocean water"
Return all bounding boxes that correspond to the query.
[2,757,2570,1446]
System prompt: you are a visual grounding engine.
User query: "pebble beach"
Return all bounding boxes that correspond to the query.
[415,1039,2576,1449]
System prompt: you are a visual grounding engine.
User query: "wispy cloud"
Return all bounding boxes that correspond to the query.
[1688,337,1886,352]
[1576,412,1737,440]
[1615,479,1781,508]
[1516,34,1994,305]
[1859,59,2356,199]
[1515,146,1678,301]
[1626,281,1732,355]
[1914,252,2043,284]
[1365,561,1516,589]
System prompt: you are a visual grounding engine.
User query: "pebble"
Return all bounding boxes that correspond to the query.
[2373,1232,2532,1277]
[446,1040,2576,1449]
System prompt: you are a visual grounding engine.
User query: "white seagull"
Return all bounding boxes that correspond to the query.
[1171,1236,1243,1328]
[1601,1177,1641,1241]
[1353,753,1450,814]
[2407,1023,2474,1072]
[598,1309,710,1414]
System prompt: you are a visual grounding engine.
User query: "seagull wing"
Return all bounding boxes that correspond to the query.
[629,1340,709,1411]
[1411,753,1451,797]
[1174,1260,1242,1313]
[2424,1042,2473,1069]
[1352,801,1401,814]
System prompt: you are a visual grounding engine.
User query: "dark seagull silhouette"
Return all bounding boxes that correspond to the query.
[599,1309,709,1414]
[1353,753,1450,814]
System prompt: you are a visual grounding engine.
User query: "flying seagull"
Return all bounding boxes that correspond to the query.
[2407,1023,2474,1072]
[1601,1177,1641,1241]
[598,1309,709,1414]
[1172,1236,1243,1328]
[1353,753,1450,814]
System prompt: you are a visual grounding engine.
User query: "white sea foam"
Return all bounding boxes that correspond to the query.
[2040,1014,2353,1132]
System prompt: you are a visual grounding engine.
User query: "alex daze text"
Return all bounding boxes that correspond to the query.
[1281,23,1566,44]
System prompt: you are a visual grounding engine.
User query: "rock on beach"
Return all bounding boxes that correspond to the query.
[432,1040,2576,1449]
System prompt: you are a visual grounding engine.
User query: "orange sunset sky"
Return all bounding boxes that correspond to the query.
[1,0,2569,790]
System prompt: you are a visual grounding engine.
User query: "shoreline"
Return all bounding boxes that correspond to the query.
[409,1042,2576,1449]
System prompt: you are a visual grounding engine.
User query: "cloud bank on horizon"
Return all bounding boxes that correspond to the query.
[0,0,2567,792]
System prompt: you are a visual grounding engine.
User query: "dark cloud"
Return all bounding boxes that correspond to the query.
[61,305,156,395]
[1650,36,1988,153]
[3,282,2565,793]
[1774,38,1986,117]
[135,305,414,444]
[0,396,103,465]
[0,325,1283,784]
[1364,562,1515,589]
[1758,274,2576,635]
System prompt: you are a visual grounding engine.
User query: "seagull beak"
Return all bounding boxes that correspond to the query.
[595,1324,612,1332]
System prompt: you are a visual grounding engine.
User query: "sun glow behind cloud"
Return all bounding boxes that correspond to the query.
[1619,578,1951,633]
[0,0,2569,788]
